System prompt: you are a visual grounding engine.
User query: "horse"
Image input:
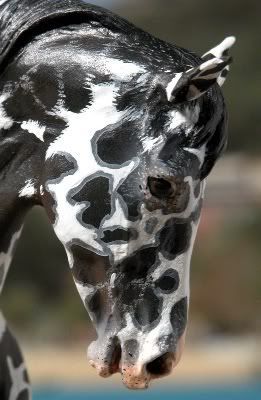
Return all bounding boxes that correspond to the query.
[0,0,235,397]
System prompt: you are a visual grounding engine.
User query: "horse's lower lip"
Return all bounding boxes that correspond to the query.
[121,365,150,389]
[89,359,120,377]
[89,352,176,389]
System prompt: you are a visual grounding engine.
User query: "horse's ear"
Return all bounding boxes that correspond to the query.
[166,36,236,103]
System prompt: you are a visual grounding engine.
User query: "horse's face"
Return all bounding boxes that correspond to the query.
[41,37,234,389]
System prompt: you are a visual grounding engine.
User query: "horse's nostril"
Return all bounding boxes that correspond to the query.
[146,352,174,377]
[110,342,122,373]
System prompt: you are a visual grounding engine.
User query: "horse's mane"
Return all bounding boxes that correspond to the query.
[0,0,200,75]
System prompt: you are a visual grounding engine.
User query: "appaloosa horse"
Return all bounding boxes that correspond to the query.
[0,0,235,397]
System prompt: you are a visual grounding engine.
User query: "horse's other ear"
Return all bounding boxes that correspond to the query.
[166,36,236,103]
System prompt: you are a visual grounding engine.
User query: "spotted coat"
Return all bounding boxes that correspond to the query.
[0,0,235,395]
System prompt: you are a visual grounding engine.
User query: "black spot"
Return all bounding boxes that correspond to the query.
[123,339,139,363]
[144,218,158,234]
[155,269,179,293]
[221,69,229,78]
[102,228,137,243]
[134,288,161,327]
[170,297,188,338]
[94,120,143,165]
[45,153,77,181]
[201,53,215,62]
[32,65,59,110]
[87,288,109,325]
[117,247,157,281]
[3,86,67,142]
[158,219,192,260]
[102,336,122,369]
[118,284,140,306]
[113,247,158,316]
[71,176,111,229]
[117,167,143,221]
[63,66,93,113]
[71,244,110,286]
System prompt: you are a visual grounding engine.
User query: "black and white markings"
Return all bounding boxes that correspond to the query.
[134,288,161,327]
[6,356,30,400]
[158,218,192,260]
[71,176,112,230]
[170,297,188,339]
[0,0,233,386]
[71,243,109,287]
[44,153,77,183]
[0,313,31,400]
[155,269,179,294]
[0,230,22,294]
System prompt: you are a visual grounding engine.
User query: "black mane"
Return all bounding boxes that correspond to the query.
[0,0,200,75]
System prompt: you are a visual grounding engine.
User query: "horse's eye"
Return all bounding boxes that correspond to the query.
[147,177,175,199]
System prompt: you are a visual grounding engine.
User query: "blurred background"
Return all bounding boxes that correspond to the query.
[1,0,260,398]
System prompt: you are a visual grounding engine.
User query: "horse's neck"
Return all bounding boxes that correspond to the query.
[0,75,44,294]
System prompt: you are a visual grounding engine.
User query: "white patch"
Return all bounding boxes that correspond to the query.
[203,36,236,59]
[141,136,163,152]
[0,229,23,294]
[19,179,36,198]
[198,57,224,72]
[117,313,139,343]
[110,272,116,287]
[75,281,95,300]
[40,185,44,196]
[0,0,8,6]
[184,144,206,168]
[166,73,183,102]
[217,75,226,87]
[7,357,31,400]
[77,54,146,81]
[46,83,137,256]
[201,179,207,199]
[168,103,200,134]
[0,311,6,341]
[21,120,46,141]
[102,197,130,230]
[0,93,14,130]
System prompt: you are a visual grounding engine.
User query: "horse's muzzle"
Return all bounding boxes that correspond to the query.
[87,332,186,389]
